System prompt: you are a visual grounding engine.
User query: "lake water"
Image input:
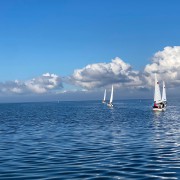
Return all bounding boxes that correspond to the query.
[0,99,179,179]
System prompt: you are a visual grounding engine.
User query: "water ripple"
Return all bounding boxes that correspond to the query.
[0,100,179,179]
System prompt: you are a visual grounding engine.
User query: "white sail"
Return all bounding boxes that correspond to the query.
[103,89,106,101]
[110,85,113,104]
[162,81,167,102]
[154,73,162,103]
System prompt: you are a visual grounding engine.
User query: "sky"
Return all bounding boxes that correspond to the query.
[0,0,180,102]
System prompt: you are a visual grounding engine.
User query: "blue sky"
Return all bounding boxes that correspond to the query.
[0,0,180,101]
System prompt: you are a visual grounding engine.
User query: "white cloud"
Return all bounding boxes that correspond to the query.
[25,73,61,93]
[0,73,63,94]
[144,46,180,87]
[69,57,143,89]
[68,46,180,92]
[11,87,23,93]
[1,46,180,100]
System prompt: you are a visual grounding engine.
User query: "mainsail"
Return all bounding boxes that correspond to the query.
[154,73,162,103]
[162,81,167,102]
[110,85,113,104]
[103,89,106,101]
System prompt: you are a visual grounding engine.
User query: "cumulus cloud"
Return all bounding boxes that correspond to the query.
[144,46,180,87]
[68,46,180,91]
[25,73,62,93]
[69,57,143,89]
[0,73,63,94]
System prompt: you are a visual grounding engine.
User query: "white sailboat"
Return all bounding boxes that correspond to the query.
[107,85,113,107]
[153,74,165,111]
[102,89,106,103]
[161,81,167,106]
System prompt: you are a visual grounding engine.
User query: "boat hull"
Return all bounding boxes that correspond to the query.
[153,108,166,112]
[107,103,113,107]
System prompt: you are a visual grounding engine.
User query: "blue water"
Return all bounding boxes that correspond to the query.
[0,99,179,179]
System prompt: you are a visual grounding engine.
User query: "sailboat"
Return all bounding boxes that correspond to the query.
[161,81,167,106]
[107,85,113,107]
[102,89,106,103]
[152,74,165,111]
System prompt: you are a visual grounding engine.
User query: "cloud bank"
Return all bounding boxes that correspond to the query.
[69,46,180,91]
[0,46,180,100]
[0,73,62,94]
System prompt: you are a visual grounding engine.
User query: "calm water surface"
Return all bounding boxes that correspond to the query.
[0,99,179,179]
